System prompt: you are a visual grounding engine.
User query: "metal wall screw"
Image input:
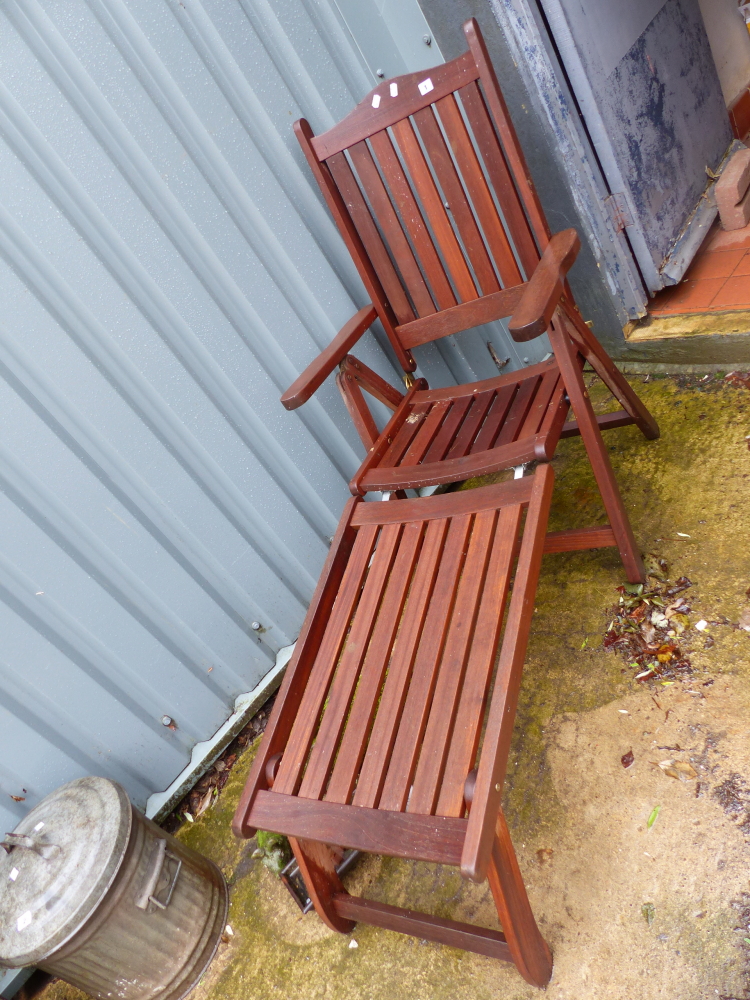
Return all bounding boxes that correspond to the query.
[423,34,432,45]
[376,68,385,78]
[251,621,262,631]
[161,715,173,727]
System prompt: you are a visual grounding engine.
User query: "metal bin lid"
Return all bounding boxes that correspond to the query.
[0,777,132,967]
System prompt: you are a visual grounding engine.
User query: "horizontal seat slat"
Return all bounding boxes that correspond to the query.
[248,790,467,865]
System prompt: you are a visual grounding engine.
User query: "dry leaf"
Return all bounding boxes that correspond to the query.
[621,749,635,769]
[739,607,750,633]
[195,787,214,818]
[656,759,697,781]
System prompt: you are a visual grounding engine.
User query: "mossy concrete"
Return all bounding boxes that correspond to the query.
[40,377,750,999]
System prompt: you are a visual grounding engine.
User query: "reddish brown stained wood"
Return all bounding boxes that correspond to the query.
[493,374,542,448]
[422,396,473,463]
[464,19,551,251]
[408,508,498,815]
[331,895,512,963]
[413,104,500,295]
[311,51,479,160]
[435,92,523,288]
[350,474,533,526]
[542,526,616,553]
[299,521,403,800]
[445,389,496,459]
[325,520,425,804]
[470,383,517,454]
[487,811,553,986]
[392,117,477,302]
[368,129,457,311]
[380,401,431,468]
[516,367,561,440]
[360,436,535,493]
[294,119,415,373]
[560,409,633,438]
[338,355,403,410]
[547,312,645,582]
[232,498,360,838]
[396,283,524,348]
[273,523,380,796]
[419,358,554,402]
[436,504,522,817]
[400,399,451,466]
[327,150,415,326]
[461,463,555,883]
[281,305,377,410]
[337,369,379,449]
[248,790,466,865]
[348,140,436,317]
[458,82,539,279]
[354,518,448,808]
[561,301,660,440]
[289,837,354,933]
[378,514,473,812]
[508,229,580,342]
[348,379,426,496]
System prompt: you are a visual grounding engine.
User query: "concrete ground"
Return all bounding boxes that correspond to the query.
[42,373,750,999]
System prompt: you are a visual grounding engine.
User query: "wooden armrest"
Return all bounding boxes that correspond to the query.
[507,229,580,343]
[281,305,378,410]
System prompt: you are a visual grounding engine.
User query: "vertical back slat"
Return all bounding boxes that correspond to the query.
[459,83,540,280]
[436,504,522,817]
[348,141,436,318]
[325,520,425,804]
[327,151,415,324]
[413,106,500,295]
[378,514,473,812]
[274,524,380,795]
[369,130,457,311]
[436,93,523,288]
[391,118,478,302]
[299,522,403,800]
[408,508,498,815]
[354,517,449,808]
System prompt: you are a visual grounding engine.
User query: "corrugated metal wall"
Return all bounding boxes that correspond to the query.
[0,0,547,837]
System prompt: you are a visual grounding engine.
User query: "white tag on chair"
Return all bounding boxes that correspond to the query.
[372,94,381,108]
[418,78,434,96]
[390,82,398,97]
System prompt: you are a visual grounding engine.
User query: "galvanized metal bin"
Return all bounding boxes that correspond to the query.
[0,777,227,1000]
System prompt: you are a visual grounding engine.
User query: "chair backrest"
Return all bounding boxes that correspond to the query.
[295,19,551,372]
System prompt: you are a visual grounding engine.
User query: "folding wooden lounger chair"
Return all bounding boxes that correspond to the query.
[233,464,557,987]
[281,18,659,583]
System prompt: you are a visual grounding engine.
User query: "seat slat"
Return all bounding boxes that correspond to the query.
[421,396,472,464]
[408,508,498,815]
[380,400,432,468]
[273,523,379,796]
[348,140,436,318]
[493,375,542,448]
[413,105,500,296]
[354,517,449,808]
[326,520,425,805]
[378,514,473,812]
[458,82,540,280]
[435,93,523,289]
[445,389,496,460]
[436,504,522,817]
[517,368,561,440]
[391,118,478,303]
[327,151,415,325]
[368,130,457,311]
[470,383,517,454]
[299,521,404,800]
[400,399,451,467]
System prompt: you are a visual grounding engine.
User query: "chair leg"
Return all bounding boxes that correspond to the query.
[289,837,356,933]
[548,312,646,583]
[487,810,553,988]
[560,300,660,441]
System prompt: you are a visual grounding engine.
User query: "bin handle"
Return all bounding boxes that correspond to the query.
[1,832,60,860]
[135,839,181,911]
